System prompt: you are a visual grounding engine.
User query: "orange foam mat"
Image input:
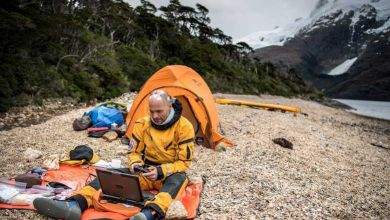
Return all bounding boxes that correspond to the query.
[0,164,96,210]
[0,165,203,219]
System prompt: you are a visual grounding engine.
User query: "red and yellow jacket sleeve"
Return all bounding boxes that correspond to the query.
[159,120,195,179]
[128,119,145,167]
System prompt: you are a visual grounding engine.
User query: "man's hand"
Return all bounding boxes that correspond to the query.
[143,166,158,181]
[130,163,143,174]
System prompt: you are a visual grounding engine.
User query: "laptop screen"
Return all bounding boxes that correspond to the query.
[96,169,144,203]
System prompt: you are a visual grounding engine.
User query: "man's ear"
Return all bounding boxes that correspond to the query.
[168,96,174,106]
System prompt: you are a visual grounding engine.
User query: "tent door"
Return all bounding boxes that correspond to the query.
[175,96,208,148]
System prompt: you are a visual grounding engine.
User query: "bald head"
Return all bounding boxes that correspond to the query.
[149,90,172,124]
[149,89,172,105]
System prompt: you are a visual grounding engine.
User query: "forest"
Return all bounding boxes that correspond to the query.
[0,0,321,112]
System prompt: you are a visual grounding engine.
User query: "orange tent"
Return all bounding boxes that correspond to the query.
[125,65,233,149]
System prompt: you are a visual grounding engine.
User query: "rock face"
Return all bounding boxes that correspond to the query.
[250,0,390,100]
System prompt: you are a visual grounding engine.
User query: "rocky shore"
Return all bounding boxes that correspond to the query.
[0,94,389,219]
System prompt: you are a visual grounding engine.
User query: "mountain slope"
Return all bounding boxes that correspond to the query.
[242,0,390,101]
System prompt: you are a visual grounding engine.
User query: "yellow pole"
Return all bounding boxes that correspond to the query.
[215,98,301,113]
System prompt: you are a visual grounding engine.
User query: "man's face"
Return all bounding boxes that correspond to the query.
[149,99,171,124]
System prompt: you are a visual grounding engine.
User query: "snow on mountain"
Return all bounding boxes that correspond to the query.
[367,18,390,34]
[235,22,301,49]
[250,0,390,101]
[237,0,390,49]
[327,57,358,75]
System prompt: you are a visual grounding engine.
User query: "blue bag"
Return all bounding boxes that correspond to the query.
[87,106,124,128]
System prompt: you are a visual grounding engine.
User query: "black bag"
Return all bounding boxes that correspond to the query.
[69,145,93,162]
[47,181,71,189]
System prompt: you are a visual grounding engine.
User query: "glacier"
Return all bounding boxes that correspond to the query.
[327,57,358,75]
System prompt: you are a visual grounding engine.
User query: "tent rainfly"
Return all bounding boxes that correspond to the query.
[125,65,233,149]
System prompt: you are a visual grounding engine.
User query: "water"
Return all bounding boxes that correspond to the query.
[334,99,390,121]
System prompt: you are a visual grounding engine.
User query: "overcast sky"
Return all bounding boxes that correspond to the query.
[125,0,318,40]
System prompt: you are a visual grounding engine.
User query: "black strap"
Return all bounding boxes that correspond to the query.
[144,159,161,166]
[178,138,194,146]
[132,133,140,152]
[186,146,191,160]
[131,133,140,143]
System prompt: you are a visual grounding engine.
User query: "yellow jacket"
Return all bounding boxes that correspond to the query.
[128,116,195,180]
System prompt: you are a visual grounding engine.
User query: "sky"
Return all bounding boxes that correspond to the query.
[125,0,318,40]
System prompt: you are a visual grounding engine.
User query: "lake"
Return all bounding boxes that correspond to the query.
[334,99,390,121]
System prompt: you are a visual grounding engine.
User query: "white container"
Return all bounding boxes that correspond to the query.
[111,159,121,168]
[111,123,118,130]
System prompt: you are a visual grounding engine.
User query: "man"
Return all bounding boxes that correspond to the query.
[34,89,195,220]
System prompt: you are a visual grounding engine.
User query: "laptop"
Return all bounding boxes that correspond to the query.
[96,169,154,206]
